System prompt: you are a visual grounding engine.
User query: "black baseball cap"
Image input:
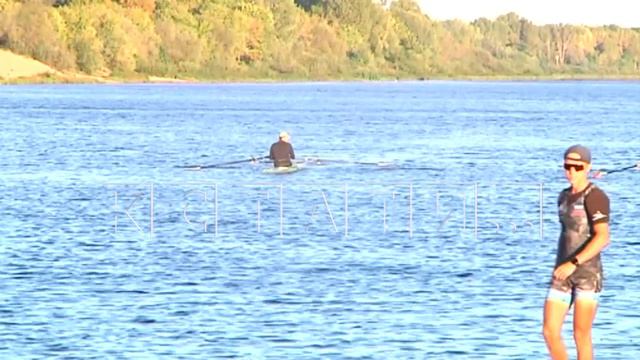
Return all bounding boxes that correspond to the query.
[564,144,591,163]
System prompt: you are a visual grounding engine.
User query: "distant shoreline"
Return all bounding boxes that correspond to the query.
[2,49,639,85]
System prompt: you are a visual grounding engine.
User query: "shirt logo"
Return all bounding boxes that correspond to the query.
[571,209,586,217]
[592,211,608,221]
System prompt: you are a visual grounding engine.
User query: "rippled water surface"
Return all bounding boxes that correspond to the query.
[1,81,639,359]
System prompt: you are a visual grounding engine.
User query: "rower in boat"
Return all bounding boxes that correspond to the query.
[269,131,295,168]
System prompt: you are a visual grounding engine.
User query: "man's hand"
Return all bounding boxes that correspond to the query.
[553,262,577,281]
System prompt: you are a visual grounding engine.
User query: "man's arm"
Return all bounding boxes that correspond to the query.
[289,144,295,160]
[575,188,611,263]
[575,222,609,264]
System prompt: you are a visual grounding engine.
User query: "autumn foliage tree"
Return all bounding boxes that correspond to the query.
[0,0,638,79]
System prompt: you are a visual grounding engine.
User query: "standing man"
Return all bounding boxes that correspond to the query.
[543,144,610,360]
[269,131,295,167]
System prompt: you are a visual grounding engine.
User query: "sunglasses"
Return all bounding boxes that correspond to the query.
[564,163,585,171]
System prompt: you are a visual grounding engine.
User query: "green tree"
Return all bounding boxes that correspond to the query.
[59,4,106,73]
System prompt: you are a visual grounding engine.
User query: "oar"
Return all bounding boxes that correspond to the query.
[304,157,394,167]
[593,162,640,178]
[352,160,394,167]
[178,155,269,170]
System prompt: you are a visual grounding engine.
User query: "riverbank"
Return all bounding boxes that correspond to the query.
[0,49,195,84]
[2,49,639,85]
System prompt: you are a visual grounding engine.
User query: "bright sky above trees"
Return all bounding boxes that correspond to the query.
[418,0,639,27]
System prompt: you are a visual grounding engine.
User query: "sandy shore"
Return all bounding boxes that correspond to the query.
[0,49,58,80]
[146,76,191,83]
[0,49,195,84]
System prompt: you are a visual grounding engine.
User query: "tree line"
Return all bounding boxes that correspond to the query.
[1,0,639,80]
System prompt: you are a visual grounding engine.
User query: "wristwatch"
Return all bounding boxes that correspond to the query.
[570,257,580,266]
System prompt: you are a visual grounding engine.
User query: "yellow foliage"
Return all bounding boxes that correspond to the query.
[156,19,204,69]
[1,0,638,79]
[0,2,75,69]
[117,0,155,13]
